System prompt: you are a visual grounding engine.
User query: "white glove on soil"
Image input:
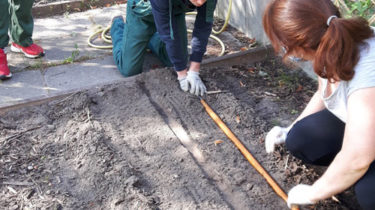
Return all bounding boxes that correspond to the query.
[186,71,207,96]
[265,126,291,153]
[287,184,316,208]
[179,77,189,92]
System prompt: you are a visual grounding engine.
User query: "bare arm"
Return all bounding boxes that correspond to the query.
[309,87,375,201]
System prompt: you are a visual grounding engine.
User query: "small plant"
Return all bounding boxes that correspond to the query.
[271,119,281,126]
[29,59,44,69]
[290,109,299,115]
[63,44,80,64]
[334,0,375,26]
[277,72,297,88]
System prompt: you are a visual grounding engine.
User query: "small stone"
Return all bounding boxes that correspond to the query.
[47,125,55,130]
[46,190,51,195]
[27,165,33,170]
[153,196,161,204]
[258,71,268,77]
[26,189,35,199]
[124,176,139,187]
[10,205,18,210]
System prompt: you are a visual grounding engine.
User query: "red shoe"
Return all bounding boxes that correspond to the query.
[0,49,12,80]
[11,43,45,58]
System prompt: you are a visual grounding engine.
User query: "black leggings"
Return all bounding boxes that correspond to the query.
[285,109,375,210]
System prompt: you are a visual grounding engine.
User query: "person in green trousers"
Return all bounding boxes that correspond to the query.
[110,0,216,96]
[110,0,172,78]
[0,0,45,80]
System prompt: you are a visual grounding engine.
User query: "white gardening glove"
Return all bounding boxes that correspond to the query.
[265,125,291,153]
[287,184,316,208]
[178,76,189,92]
[186,71,207,96]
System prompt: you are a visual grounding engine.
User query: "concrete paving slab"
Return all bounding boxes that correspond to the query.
[33,4,127,40]
[7,4,127,71]
[44,56,123,92]
[32,0,127,18]
[0,70,47,107]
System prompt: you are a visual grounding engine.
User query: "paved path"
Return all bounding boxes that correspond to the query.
[0,3,249,108]
[1,4,163,108]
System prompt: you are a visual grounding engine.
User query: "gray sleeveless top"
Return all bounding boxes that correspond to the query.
[321,27,375,123]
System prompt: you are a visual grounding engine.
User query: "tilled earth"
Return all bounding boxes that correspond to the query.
[0,57,360,210]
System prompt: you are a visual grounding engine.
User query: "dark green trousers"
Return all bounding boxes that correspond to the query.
[0,0,34,49]
[110,0,173,77]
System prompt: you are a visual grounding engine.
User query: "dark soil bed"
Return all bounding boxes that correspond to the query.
[0,56,359,209]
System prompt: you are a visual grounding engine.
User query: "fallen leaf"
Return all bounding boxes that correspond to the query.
[214,140,224,146]
[248,67,255,73]
[239,81,245,87]
[240,47,248,51]
[235,115,241,123]
[296,84,303,92]
[249,38,257,47]
[249,38,256,44]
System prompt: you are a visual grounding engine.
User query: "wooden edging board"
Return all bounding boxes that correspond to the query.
[32,0,127,18]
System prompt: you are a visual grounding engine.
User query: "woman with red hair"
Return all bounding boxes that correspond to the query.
[263,0,375,209]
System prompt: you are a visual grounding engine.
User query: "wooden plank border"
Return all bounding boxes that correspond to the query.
[32,0,127,18]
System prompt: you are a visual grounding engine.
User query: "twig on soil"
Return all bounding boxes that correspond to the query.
[30,177,44,199]
[7,186,18,194]
[3,126,42,143]
[332,195,341,203]
[284,155,289,169]
[206,90,229,95]
[2,181,34,186]
[85,107,92,124]
[264,91,277,97]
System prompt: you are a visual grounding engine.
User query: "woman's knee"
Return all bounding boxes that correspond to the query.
[285,122,307,156]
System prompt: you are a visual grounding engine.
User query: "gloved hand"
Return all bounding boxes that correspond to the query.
[287,184,316,208]
[186,71,207,96]
[265,125,291,153]
[178,76,189,92]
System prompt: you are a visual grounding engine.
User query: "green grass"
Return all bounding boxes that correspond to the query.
[63,44,80,64]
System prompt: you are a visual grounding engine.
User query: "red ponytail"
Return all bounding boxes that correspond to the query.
[263,0,374,81]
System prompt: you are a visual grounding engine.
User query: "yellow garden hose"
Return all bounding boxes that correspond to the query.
[186,0,232,35]
[187,29,226,56]
[87,25,112,49]
[88,0,232,56]
[213,0,232,34]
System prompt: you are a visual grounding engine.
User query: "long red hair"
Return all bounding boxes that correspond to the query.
[263,0,374,81]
